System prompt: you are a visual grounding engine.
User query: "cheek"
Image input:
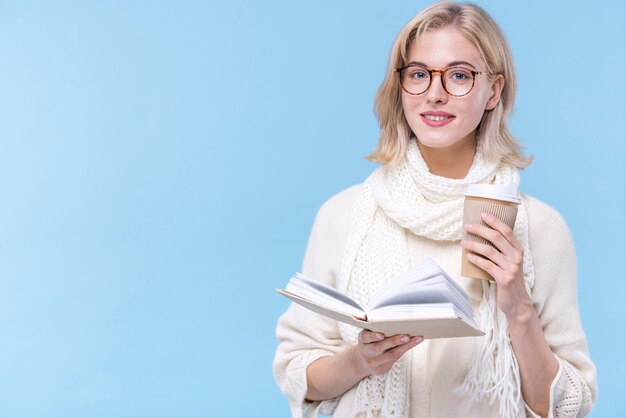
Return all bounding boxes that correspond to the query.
[401,94,423,120]
[401,94,413,114]
[461,106,487,129]
[472,87,494,111]
[460,95,490,124]
[401,96,416,126]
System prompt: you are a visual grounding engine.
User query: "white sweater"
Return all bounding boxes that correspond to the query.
[274,185,597,418]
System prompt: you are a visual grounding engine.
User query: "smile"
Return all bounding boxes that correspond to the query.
[423,115,452,121]
[420,112,455,127]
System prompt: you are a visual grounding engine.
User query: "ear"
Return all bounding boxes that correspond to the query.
[485,74,505,110]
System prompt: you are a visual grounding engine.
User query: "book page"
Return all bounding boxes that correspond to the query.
[368,258,474,319]
[284,273,365,318]
[367,302,456,321]
[370,279,450,307]
[367,303,478,329]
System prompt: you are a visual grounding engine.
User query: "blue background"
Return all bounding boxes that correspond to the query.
[0,0,624,417]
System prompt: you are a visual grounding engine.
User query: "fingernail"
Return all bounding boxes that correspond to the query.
[481,213,489,219]
[400,335,410,343]
[414,337,424,344]
[376,333,384,341]
[464,223,472,230]
[461,240,467,247]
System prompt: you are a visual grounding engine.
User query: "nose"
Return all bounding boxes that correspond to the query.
[426,72,447,104]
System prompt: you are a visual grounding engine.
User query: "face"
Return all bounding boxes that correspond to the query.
[401,27,503,151]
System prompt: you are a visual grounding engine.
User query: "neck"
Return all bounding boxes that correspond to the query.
[417,135,477,179]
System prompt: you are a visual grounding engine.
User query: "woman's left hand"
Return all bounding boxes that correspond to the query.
[461,212,532,320]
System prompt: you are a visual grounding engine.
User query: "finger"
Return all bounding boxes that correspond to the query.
[362,334,414,360]
[363,334,410,356]
[464,222,515,258]
[372,337,424,374]
[358,330,385,344]
[480,213,523,252]
[378,334,414,352]
[379,335,423,359]
[461,239,509,270]
[377,337,424,367]
[465,252,501,278]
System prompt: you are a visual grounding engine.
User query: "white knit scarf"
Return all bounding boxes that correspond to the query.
[335,139,534,417]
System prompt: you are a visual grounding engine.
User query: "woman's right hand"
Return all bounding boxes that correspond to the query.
[306,330,423,401]
[353,330,424,376]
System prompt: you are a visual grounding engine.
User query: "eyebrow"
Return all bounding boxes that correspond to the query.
[407,60,477,69]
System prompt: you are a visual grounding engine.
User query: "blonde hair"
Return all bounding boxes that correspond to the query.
[369,2,532,168]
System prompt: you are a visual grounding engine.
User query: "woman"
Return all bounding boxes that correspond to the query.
[273,2,597,417]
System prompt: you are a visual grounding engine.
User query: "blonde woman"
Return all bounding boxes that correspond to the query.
[274,2,597,417]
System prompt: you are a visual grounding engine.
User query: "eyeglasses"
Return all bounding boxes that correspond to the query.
[396,64,493,97]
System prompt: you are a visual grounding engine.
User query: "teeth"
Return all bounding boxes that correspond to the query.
[424,115,451,121]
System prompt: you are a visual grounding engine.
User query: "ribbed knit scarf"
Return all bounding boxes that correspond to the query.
[335,139,534,417]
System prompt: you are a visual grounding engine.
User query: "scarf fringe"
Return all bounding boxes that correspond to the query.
[456,282,522,417]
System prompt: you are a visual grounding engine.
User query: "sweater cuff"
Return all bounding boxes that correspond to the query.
[283,349,336,418]
[523,355,593,418]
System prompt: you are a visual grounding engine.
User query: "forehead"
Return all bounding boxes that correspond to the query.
[406,27,483,67]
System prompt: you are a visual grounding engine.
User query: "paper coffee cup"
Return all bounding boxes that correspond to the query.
[461,183,521,280]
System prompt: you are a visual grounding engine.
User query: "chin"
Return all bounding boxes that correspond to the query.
[415,137,461,150]
[414,128,477,151]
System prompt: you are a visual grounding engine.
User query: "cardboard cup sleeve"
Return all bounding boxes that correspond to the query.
[461,196,519,280]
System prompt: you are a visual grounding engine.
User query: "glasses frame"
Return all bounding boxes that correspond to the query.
[395,64,493,97]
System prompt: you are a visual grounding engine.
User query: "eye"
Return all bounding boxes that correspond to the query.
[446,68,473,82]
[411,70,428,79]
[407,67,429,80]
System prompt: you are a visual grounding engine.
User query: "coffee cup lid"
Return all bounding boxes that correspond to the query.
[464,183,521,204]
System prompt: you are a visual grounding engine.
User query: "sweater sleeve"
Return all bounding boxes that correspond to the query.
[273,186,360,417]
[522,197,597,418]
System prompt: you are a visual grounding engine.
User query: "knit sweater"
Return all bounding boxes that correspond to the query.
[274,184,597,418]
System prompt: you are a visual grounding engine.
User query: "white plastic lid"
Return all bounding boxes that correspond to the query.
[464,183,521,204]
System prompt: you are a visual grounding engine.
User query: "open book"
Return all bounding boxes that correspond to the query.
[277,257,483,339]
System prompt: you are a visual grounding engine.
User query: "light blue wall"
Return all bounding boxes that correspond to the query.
[0,1,623,417]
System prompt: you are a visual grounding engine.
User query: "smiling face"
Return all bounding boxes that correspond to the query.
[401,27,503,152]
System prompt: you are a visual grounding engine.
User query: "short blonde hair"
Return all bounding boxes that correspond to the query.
[369,2,532,168]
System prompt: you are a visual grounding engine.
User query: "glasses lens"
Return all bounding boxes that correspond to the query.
[443,67,474,96]
[401,66,430,95]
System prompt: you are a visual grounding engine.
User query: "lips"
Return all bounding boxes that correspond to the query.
[420,111,455,127]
